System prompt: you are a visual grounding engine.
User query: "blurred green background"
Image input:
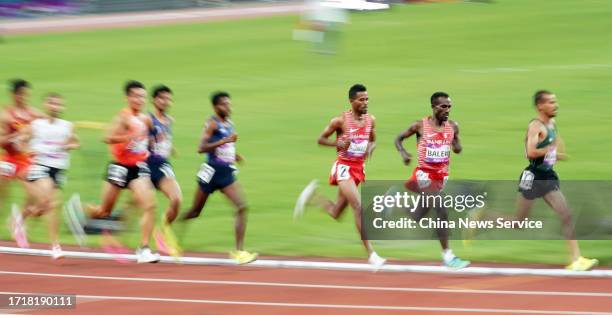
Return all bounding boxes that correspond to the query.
[1,0,611,265]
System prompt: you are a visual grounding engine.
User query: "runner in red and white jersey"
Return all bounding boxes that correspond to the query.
[294,84,386,268]
[395,91,470,269]
[0,79,50,249]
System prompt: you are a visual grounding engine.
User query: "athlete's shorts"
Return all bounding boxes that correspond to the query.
[329,159,365,186]
[105,161,151,189]
[26,164,66,188]
[517,166,560,200]
[197,162,237,194]
[405,167,449,193]
[147,155,175,189]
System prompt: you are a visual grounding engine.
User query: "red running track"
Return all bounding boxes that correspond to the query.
[1,253,612,315]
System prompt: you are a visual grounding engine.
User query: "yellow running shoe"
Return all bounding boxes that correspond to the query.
[230,250,258,265]
[566,256,599,271]
[154,222,183,259]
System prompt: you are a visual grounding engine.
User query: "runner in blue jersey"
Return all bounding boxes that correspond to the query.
[182,91,257,264]
[147,85,183,257]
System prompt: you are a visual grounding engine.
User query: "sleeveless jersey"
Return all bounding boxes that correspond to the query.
[336,110,372,163]
[2,106,36,155]
[110,109,149,166]
[417,116,454,173]
[528,120,557,171]
[207,116,235,166]
[149,112,172,159]
[30,118,73,169]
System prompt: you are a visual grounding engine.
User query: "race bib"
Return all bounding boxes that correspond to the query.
[415,169,432,189]
[519,170,535,190]
[215,143,236,163]
[197,163,216,184]
[27,164,49,181]
[336,163,350,181]
[347,139,368,157]
[424,144,450,164]
[107,164,128,186]
[0,161,17,177]
[128,138,148,153]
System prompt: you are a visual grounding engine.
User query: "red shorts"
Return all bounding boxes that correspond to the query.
[0,154,32,179]
[329,159,365,186]
[405,167,448,193]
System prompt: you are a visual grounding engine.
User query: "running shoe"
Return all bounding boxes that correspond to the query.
[444,256,471,269]
[566,256,598,271]
[10,204,29,248]
[294,179,318,220]
[136,246,160,264]
[230,250,258,265]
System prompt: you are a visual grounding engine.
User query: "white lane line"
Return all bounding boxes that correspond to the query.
[2,270,612,298]
[1,292,610,315]
[2,246,611,278]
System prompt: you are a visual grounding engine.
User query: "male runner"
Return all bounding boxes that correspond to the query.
[394,91,470,269]
[147,85,182,256]
[67,80,159,263]
[294,84,386,267]
[516,90,597,271]
[181,91,257,264]
[0,79,49,249]
[27,93,79,259]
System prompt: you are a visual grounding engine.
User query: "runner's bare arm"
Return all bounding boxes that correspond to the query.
[103,113,130,144]
[197,120,236,154]
[0,111,14,146]
[450,120,462,154]
[64,124,80,150]
[556,134,568,161]
[525,121,549,159]
[318,116,345,148]
[394,120,421,165]
[366,116,376,159]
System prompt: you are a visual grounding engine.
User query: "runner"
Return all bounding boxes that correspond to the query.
[516,90,597,271]
[181,91,257,265]
[66,80,160,263]
[294,84,386,268]
[147,85,182,257]
[394,91,470,269]
[0,79,49,249]
[27,93,79,259]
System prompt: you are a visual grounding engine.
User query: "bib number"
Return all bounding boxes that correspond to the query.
[107,164,128,186]
[216,143,236,163]
[197,163,216,184]
[347,140,368,157]
[0,161,16,177]
[424,145,450,163]
[519,170,535,190]
[336,164,350,181]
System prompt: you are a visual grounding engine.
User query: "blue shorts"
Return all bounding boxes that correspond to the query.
[147,155,175,189]
[197,162,237,194]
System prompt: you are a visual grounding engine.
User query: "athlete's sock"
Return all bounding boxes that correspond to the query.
[442,249,456,263]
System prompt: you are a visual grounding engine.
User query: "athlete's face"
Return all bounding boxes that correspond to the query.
[350,91,369,114]
[214,97,232,118]
[13,87,30,106]
[432,97,452,122]
[153,92,173,112]
[537,94,558,118]
[45,96,64,118]
[127,87,146,112]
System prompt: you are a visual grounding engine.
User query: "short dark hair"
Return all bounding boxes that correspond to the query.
[152,85,172,98]
[348,84,367,100]
[211,91,230,106]
[10,79,30,94]
[430,91,449,105]
[534,90,552,106]
[124,80,145,96]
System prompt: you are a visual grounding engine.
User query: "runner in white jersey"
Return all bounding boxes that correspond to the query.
[27,93,79,259]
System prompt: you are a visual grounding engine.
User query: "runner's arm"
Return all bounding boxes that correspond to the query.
[103,113,131,144]
[556,134,568,161]
[450,120,462,154]
[198,120,236,153]
[366,116,376,159]
[64,124,80,150]
[317,116,345,148]
[394,120,420,165]
[0,112,15,146]
[525,121,549,159]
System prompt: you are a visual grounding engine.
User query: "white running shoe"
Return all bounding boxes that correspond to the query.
[294,179,318,220]
[51,244,64,260]
[368,252,386,270]
[136,247,160,264]
[10,204,29,248]
[64,194,87,247]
